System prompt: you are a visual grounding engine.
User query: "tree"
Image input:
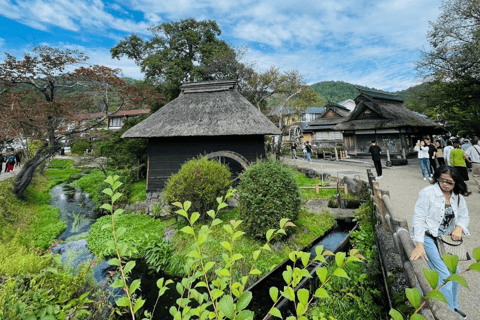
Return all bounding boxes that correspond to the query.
[111,18,231,100]
[0,46,162,198]
[416,0,480,134]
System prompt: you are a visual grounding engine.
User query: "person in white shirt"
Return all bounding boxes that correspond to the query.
[444,140,454,166]
[414,140,432,180]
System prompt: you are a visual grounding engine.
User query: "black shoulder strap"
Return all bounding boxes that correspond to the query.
[474,145,480,156]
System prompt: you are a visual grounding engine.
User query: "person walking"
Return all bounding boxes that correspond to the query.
[450,141,471,195]
[305,141,312,163]
[291,142,297,159]
[435,140,445,167]
[369,140,382,179]
[461,140,473,171]
[302,142,307,160]
[465,143,480,193]
[15,150,22,167]
[444,140,454,166]
[0,153,4,176]
[6,151,16,173]
[410,166,469,319]
[414,140,432,180]
[425,139,437,175]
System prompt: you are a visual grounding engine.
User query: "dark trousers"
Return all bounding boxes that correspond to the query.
[430,158,436,175]
[373,160,382,176]
[437,157,445,167]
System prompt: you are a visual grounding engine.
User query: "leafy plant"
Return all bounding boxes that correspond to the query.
[237,159,301,238]
[164,156,231,220]
[389,248,480,320]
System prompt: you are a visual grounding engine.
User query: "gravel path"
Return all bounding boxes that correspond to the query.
[284,156,480,317]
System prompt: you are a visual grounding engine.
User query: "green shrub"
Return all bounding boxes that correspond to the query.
[70,139,92,154]
[164,156,231,219]
[237,159,301,238]
[128,180,147,203]
[87,214,174,258]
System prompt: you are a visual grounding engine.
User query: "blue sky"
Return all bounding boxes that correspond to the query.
[0,0,442,91]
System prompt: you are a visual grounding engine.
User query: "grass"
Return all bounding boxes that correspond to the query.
[169,206,336,281]
[128,179,147,203]
[44,159,82,189]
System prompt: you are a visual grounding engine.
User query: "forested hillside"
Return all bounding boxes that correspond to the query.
[309,81,382,103]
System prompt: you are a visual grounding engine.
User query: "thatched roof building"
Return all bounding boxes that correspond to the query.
[334,89,443,156]
[307,102,351,147]
[122,80,280,195]
[122,81,280,138]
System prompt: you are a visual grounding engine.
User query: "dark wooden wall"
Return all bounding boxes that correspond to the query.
[147,135,265,193]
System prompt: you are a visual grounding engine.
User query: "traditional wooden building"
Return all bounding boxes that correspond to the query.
[307,102,350,147]
[122,80,281,196]
[334,89,441,156]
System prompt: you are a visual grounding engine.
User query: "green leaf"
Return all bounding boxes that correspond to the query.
[423,268,439,290]
[232,231,245,241]
[426,290,448,304]
[249,269,261,275]
[217,202,228,210]
[282,269,292,285]
[316,267,328,283]
[172,202,183,209]
[405,288,422,309]
[111,193,122,204]
[296,302,306,317]
[184,201,191,212]
[442,253,459,274]
[204,262,215,273]
[105,176,114,186]
[101,223,112,231]
[253,250,261,261]
[410,314,427,320]
[236,310,254,320]
[113,208,124,216]
[315,245,324,257]
[236,291,252,312]
[223,224,233,234]
[280,218,290,229]
[472,247,480,262]
[232,253,244,262]
[314,288,328,299]
[116,296,131,307]
[181,226,195,236]
[176,209,188,218]
[128,279,140,295]
[301,253,310,268]
[212,219,223,227]
[268,307,282,319]
[133,298,145,314]
[468,262,480,272]
[191,212,200,225]
[388,309,404,320]
[282,286,295,301]
[116,226,126,238]
[103,188,113,196]
[124,261,136,275]
[207,209,216,219]
[100,203,112,212]
[335,252,346,268]
[297,288,309,306]
[266,229,275,241]
[211,289,224,300]
[333,268,349,279]
[218,295,235,319]
[445,274,469,289]
[269,287,279,303]
[221,241,232,252]
[108,258,121,266]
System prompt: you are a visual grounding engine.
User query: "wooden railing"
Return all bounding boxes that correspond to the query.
[367,169,463,320]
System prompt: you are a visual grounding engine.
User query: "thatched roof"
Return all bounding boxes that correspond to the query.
[334,89,438,131]
[122,80,281,138]
[309,102,350,127]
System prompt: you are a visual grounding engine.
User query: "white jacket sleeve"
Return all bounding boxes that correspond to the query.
[412,189,429,243]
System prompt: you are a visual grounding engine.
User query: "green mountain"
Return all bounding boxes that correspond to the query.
[309,81,383,103]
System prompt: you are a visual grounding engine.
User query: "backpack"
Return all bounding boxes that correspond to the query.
[8,156,15,164]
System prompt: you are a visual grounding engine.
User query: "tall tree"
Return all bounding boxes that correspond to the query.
[416,0,480,134]
[111,18,231,100]
[0,46,161,198]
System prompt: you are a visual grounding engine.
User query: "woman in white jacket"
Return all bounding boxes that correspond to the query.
[414,140,432,180]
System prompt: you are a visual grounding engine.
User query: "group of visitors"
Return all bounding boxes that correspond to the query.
[0,151,19,175]
[291,141,313,163]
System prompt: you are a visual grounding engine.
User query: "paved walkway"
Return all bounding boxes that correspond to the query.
[0,164,22,183]
[284,156,480,318]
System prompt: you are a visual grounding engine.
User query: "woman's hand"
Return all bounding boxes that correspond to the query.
[451,226,463,241]
[410,243,428,261]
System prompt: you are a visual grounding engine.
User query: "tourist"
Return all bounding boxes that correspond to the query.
[425,139,437,175]
[465,143,480,192]
[435,141,445,167]
[450,141,471,195]
[15,150,22,167]
[302,142,307,160]
[369,140,382,179]
[444,140,454,166]
[6,151,16,173]
[474,136,479,146]
[305,141,312,163]
[415,140,432,181]
[410,166,469,319]
[461,140,473,171]
[291,142,297,159]
[0,153,3,175]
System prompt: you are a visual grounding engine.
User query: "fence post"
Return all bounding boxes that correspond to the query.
[315,184,319,194]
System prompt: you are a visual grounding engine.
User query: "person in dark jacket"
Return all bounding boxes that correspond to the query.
[0,153,4,175]
[425,139,437,175]
[369,140,382,179]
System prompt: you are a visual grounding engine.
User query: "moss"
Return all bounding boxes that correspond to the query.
[128,180,147,203]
